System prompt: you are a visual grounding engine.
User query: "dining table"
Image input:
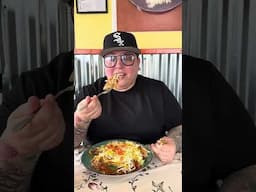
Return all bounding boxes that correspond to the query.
[74,143,182,192]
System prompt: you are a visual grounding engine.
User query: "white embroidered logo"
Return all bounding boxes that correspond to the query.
[113,32,124,46]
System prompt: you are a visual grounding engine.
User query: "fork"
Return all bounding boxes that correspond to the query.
[76,89,112,112]
[96,89,112,97]
[55,85,113,101]
[10,85,74,133]
[55,85,74,98]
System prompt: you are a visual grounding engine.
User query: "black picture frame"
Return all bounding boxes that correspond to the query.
[76,0,108,13]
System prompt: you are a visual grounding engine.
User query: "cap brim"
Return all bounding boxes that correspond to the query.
[100,47,141,56]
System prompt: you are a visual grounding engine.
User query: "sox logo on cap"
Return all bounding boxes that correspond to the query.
[113,32,124,46]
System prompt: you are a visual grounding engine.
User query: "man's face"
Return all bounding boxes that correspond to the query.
[103,50,140,91]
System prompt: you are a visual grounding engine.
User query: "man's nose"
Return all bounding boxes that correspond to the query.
[115,56,124,68]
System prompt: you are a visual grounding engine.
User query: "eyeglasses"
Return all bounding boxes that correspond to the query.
[104,54,137,68]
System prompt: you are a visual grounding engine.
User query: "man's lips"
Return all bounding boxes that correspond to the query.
[115,72,125,79]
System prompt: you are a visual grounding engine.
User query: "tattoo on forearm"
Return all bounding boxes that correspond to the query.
[74,128,88,148]
[167,125,182,152]
[0,167,30,192]
[0,153,39,192]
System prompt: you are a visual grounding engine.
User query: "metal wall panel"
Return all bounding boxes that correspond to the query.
[0,0,73,93]
[183,0,256,123]
[74,53,182,105]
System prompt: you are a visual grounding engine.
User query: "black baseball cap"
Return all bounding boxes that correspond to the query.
[100,31,141,56]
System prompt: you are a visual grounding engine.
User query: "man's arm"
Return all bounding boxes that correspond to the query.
[74,111,90,148]
[167,125,182,152]
[219,165,256,192]
[74,95,102,148]
[0,138,31,192]
[0,95,65,192]
[0,165,30,192]
[0,75,31,192]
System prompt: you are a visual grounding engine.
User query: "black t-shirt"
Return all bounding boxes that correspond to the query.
[75,75,182,144]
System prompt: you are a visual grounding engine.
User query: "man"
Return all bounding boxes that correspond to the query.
[0,0,74,191]
[74,31,182,163]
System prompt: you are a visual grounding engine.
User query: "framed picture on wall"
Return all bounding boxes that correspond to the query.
[117,0,181,32]
[76,0,108,13]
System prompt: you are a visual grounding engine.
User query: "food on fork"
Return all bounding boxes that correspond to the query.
[157,138,168,145]
[103,73,119,91]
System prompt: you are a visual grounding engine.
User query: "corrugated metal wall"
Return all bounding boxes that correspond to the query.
[183,0,256,123]
[0,0,73,93]
[74,53,182,104]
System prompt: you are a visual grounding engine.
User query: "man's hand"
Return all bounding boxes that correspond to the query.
[151,136,177,163]
[2,95,65,157]
[74,96,102,128]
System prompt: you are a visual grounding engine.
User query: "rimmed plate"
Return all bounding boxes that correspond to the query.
[81,139,153,176]
[129,0,182,13]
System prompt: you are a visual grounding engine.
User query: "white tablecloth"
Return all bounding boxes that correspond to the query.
[74,148,182,192]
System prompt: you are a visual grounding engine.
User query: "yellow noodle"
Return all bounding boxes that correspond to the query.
[90,141,149,174]
[103,74,119,91]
